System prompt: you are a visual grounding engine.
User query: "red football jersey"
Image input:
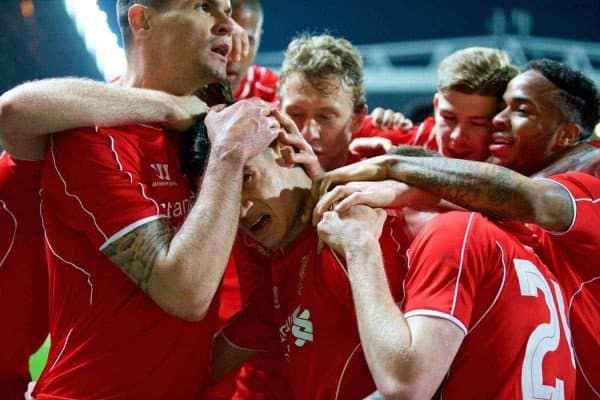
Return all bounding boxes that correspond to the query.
[207,65,280,399]
[403,212,576,399]
[0,152,48,400]
[224,216,412,399]
[233,65,279,103]
[531,173,600,398]
[353,116,437,150]
[207,233,288,400]
[33,125,219,400]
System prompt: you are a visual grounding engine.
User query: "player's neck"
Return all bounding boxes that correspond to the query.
[121,56,210,96]
[524,147,573,176]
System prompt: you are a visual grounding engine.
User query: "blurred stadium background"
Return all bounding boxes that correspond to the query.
[0,0,598,378]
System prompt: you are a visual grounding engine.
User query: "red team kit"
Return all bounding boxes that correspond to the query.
[1,65,599,400]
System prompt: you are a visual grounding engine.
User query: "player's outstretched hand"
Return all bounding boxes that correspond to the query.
[205,98,280,162]
[317,205,386,255]
[304,155,392,223]
[230,19,249,63]
[313,180,415,223]
[271,109,325,179]
[370,107,413,130]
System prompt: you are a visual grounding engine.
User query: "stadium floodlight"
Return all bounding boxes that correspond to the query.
[63,0,126,81]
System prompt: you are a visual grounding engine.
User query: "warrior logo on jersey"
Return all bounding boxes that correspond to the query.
[150,163,177,187]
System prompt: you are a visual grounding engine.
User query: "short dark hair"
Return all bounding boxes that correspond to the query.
[180,81,234,181]
[526,59,600,139]
[116,0,171,52]
[231,0,262,16]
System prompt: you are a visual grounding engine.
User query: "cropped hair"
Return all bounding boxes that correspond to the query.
[116,0,171,51]
[437,47,519,99]
[526,59,600,139]
[279,34,365,112]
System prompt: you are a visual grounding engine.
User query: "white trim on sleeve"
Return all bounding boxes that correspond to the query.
[536,178,577,236]
[99,215,166,251]
[405,309,468,335]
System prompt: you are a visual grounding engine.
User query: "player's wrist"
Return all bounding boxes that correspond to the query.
[209,141,247,166]
[342,234,379,258]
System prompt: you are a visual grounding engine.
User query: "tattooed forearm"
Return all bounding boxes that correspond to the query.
[388,145,442,158]
[390,156,537,221]
[102,218,175,292]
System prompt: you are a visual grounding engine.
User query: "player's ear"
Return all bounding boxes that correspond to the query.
[350,104,368,133]
[433,93,440,113]
[128,4,153,35]
[556,121,580,148]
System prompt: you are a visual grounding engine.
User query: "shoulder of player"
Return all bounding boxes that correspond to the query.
[252,65,279,84]
[251,66,279,95]
[411,212,501,255]
[546,171,600,198]
[411,117,436,147]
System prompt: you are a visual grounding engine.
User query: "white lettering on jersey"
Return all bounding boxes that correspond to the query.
[514,259,573,400]
[160,197,192,219]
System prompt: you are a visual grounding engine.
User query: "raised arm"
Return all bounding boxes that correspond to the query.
[0,78,207,160]
[317,206,463,399]
[102,99,278,321]
[314,155,574,232]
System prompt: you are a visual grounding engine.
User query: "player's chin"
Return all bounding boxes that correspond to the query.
[204,64,228,83]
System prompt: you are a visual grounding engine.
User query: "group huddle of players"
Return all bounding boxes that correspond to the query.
[1,0,599,399]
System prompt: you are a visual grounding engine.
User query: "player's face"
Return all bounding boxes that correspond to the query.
[432,90,498,161]
[239,147,312,249]
[148,0,234,86]
[489,70,567,175]
[226,5,262,90]
[280,72,366,171]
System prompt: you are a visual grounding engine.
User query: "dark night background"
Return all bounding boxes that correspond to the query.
[1,0,599,107]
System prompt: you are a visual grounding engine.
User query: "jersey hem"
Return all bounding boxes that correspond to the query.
[99,214,166,251]
[404,309,468,335]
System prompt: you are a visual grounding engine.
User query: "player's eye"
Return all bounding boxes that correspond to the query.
[194,2,210,12]
[243,171,254,183]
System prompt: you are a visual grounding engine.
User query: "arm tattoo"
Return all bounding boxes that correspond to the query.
[388,145,441,158]
[397,157,533,220]
[102,218,175,292]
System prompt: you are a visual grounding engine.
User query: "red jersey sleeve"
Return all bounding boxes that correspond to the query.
[220,282,279,353]
[44,127,164,250]
[543,173,600,267]
[402,212,495,334]
[588,140,600,148]
[353,116,418,145]
[233,66,279,103]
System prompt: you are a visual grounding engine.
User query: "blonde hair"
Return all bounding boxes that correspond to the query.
[437,47,519,98]
[279,34,365,111]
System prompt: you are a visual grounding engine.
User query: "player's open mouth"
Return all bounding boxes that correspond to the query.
[211,44,231,61]
[250,214,272,234]
[489,133,515,154]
